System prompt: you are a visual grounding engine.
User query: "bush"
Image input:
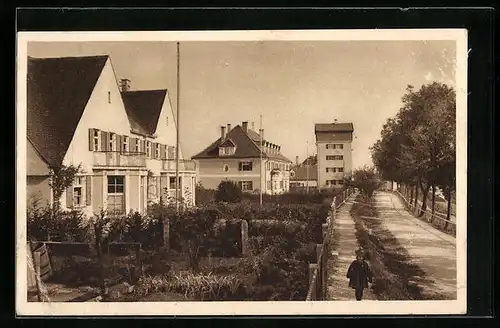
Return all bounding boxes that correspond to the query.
[215,180,243,203]
[27,202,90,242]
[195,182,216,206]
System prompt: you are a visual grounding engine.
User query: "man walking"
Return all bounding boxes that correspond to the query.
[346,248,373,301]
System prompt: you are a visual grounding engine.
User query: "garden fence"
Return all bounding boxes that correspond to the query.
[306,187,354,301]
[395,189,456,237]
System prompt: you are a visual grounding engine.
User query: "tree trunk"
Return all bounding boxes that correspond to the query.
[419,182,431,217]
[445,187,452,230]
[431,185,436,214]
[410,184,414,204]
[414,183,419,214]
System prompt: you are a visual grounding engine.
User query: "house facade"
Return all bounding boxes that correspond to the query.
[27,55,196,217]
[289,157,318,191]
[192,121,292,194]
[314,122,354,189]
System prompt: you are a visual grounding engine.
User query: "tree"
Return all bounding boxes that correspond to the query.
[48,163,82,211]
[371,82,456,218]
[346,166,383,199]
[215,180,243,203]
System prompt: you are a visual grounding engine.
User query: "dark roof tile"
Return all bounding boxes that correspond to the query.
[121,90,167,136]
[315,123,354,133]
[27,55,108,166]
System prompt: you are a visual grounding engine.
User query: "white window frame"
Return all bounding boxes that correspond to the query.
[109,133,116,151]
[93,130,100,151]
[123,136,129,153]
[239,181,253,191]
[146,141,152,157]
[240,161,253,171]
[135,139,141,153]
[107,175,125,214]
[73,176,85,206]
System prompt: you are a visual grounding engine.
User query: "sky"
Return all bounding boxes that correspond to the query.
[27,40,456,169]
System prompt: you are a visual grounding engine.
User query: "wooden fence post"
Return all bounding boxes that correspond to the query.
[240,220,249,257]
[308,264,318,300]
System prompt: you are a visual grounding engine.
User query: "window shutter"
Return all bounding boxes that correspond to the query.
[160,144,166,160]
[141,140,146,154]
[88,129,94,151]
[86,176,92,205]
[167,146,174,159]
[238,162,242,171]
[117,135,123,153]
[131,138,137,153]
[66,186,73,208]
[101,131,108,151]
[152,143,157,159]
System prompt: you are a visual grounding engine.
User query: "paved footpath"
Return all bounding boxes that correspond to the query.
[326,195,377,301]
[374,191,457,300]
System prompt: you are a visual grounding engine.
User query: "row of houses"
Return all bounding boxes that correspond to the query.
[26,54,355,216]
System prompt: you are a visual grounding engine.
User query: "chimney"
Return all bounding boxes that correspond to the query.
[296,156,299,165]
[220,126,226,140]
[242,121,248,133]
[119,78,131,92]
[259,128,264,141]
[334,118,338,124]
[227,124,232,133]
[252,122,255,131]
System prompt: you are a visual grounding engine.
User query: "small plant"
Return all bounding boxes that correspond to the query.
[215,180,242,203]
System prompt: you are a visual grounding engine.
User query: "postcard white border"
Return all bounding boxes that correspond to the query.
[16,29,468,316]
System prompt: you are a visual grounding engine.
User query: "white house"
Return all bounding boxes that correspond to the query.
[27,55,196,218]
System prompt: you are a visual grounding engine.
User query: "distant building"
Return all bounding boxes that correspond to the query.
[289,158,318,190]
[192,121,292,194]
[314,122,354,188]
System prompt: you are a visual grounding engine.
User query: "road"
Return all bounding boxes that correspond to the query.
[374,191,457,300]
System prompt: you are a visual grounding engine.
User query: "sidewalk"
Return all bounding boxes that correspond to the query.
[326,196,377,301]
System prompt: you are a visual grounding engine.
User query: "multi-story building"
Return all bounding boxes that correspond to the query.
[191,121,292,194]
[26,55,196,217]
[314,122,354,188]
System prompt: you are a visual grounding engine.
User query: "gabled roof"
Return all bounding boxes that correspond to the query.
[290,164,318,181]
[219,138,236,147]
[315,123,354,133]
[121,89,167,137]
[192,125,292,162]
[27,55,108,167]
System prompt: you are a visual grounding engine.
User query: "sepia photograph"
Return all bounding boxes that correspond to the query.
[16,29,467,316]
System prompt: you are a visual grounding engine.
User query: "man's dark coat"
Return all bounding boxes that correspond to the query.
[346,260,373,289]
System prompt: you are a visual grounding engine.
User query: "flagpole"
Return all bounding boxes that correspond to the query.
[259,115,263,206]
[175,41,180,212]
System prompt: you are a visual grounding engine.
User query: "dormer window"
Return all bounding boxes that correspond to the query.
[218,138,236,156]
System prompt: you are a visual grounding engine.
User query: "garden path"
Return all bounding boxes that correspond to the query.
[326,195,377,301]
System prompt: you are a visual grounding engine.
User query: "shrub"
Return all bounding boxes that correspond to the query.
[195,182,216,206]
[27,202,90,242]
[215,180,243,203]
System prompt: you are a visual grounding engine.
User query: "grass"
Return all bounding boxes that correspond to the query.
[350,194,428,300]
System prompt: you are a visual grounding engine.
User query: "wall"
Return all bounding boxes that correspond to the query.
[27,176,51,207]
[316,136,353,188]
[196,158,262,190]
[62,58,147,215]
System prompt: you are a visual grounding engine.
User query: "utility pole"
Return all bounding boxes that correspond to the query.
[175,41,180,213]
[306,141,309,194]
[259,115,263,206]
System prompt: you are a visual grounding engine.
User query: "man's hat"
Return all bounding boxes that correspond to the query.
[355,248,365,256]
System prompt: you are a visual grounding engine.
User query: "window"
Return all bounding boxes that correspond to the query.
[239,161,252,171]
[326,180,336,186]
[219,146,236,156]
[326,143,344,149]
[123,136,129,153]
[155,144,161,158]
[108,91,111,104]
[135,139,141,153]
[166,116,169,126]
[93,130,100,151]
[223,164,230,172]
[338,180,344,185]
[267,181,272,190]
[238,181,253,191]
[73,176,84,206]
[280,181,283,189]
[107,176,124,214]
[146,141,151,157]
[326,155,343,161]
[169,176,181,190]
[338,167,344,172]
[109,133,116,151]
[326,167,336,173]
[266,162,270,170]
